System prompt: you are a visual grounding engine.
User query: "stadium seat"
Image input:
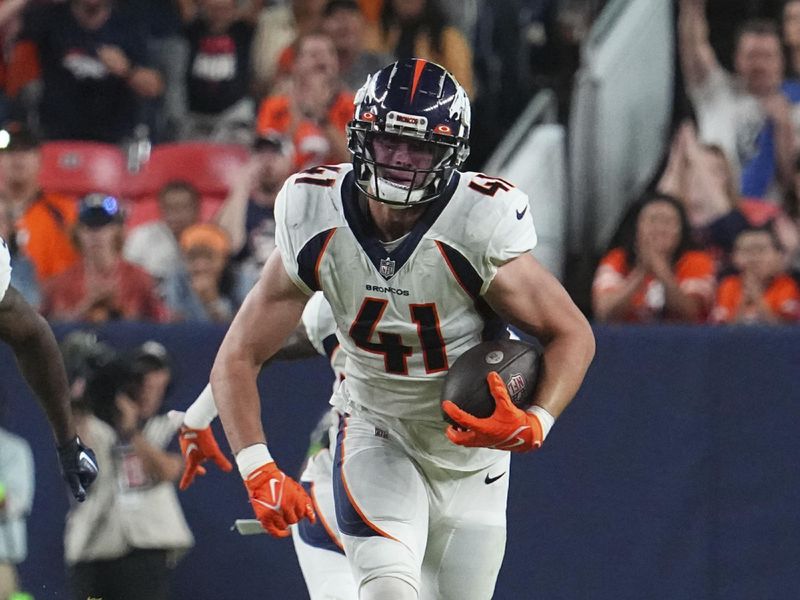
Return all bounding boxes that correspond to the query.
[39,141,127,197]
[125,142,249,199]
[124,195,226,230]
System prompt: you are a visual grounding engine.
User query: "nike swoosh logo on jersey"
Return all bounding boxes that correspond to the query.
[484,471,506,485]
[516,206,528,220]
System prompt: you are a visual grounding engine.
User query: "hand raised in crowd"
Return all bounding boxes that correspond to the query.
[98,45,132,78]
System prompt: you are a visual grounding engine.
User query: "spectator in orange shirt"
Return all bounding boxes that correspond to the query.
[593,193,716,324]
[255,30,353,171]
[41,193,167,323]
[0,123,80,282]
[712,225,800,324]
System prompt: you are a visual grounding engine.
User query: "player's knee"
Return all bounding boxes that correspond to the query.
[360,576,418,600]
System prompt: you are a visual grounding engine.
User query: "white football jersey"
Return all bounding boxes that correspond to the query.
[0,237,11,303]
[276,165,537,467]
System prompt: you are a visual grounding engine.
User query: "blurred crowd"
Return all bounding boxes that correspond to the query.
[0,0,599,328]
[0,0,797,331]
[591,0,800,326]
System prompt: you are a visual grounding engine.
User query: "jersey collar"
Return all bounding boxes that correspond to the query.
[341,170,460,280]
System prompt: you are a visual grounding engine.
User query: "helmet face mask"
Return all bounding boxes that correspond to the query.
[347,59,471,207]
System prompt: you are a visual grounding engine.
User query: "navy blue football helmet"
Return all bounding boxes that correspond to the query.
[347,59,471,206]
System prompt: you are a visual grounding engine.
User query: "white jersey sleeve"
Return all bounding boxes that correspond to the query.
[0,237,12,303]
[274,165,351,296]
[433,172,538,296]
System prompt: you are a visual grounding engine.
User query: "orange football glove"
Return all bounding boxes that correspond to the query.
[442,371,544,452]
[244,462,316,538]
[178,426,233,490]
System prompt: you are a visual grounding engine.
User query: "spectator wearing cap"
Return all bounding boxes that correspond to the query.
[41,193,167,323]
[162,223,237,322]
[216,133,293,296]
[178,0,258,144]
[9,0,163,143]
[254,30,354,171]
[321,0,393,91]
[123,180,201,284]
[0,123,80,282]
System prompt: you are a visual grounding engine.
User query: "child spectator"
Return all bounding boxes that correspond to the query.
[0,122,79,282]
[255,30,352,171]
[41,193,167,323]
[123,180,201,283]
[712,225,800,324]
[593,193,716,324]
[162,223,237,322]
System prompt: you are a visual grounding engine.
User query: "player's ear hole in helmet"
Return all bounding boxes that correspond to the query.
[347,58,471,207]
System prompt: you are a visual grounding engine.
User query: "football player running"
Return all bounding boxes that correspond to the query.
[173,292,357,600]
[211,59,595,599]
[0,238,98,501]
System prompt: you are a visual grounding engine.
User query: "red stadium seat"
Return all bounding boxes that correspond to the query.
[39,141,127,197]
[125,142,249,199]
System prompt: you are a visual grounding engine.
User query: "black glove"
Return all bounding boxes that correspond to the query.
[57,436,99,502]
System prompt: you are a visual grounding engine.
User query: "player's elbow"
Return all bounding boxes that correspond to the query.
[572,316,596,367]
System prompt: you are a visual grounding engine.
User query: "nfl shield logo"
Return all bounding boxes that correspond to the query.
[506,373,526,403]
[379,257,396,278]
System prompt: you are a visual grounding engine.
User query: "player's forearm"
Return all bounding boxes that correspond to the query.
[211,352,266,455]
[531,321,595,419]
[13,315,75,445]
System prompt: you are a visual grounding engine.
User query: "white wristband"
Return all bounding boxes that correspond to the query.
[235,443,274,479]
[184,383,219,429]
[526,405,555,440]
